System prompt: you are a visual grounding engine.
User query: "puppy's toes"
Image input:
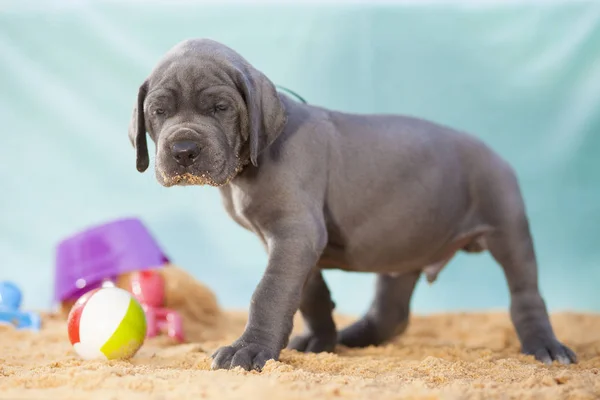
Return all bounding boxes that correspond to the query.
[523,338,577,365]
[288,332,336,353]
[562,345,578,364]
[252,350,274,372]
[548,342,577,365]
[288,334,311,351]
[211,342,277,371]
[338,318,381,348]
[211,346,237,370]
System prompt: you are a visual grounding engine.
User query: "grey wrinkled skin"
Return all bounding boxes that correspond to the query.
[128,38,577,371]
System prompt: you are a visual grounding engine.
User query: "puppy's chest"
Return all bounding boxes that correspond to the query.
[221,187,255,232]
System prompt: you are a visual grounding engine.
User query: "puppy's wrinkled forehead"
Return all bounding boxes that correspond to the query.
[148,59,235,98]
[147,39,248,96]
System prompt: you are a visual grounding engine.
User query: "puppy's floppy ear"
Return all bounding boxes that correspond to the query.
[127,80,150,172]
[238,66,287,167]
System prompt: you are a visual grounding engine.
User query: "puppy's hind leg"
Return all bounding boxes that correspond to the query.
[482,166,576,364]
[288,268,337,353]
[337,271,420,348]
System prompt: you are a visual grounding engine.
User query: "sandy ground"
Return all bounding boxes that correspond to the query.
[1,308,599,400]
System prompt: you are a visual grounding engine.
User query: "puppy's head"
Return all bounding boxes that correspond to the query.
[128,38,287,187]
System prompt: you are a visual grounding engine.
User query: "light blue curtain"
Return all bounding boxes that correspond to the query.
[1,0,599,315]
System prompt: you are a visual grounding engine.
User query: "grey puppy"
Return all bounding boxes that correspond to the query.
[128,38,576,371]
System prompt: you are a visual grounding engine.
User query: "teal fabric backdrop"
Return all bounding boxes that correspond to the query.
[1,0,599,315]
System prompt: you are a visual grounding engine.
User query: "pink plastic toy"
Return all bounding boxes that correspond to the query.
[129,270,184,342]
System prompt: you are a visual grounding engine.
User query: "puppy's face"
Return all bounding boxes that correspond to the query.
[146,65,248,187]
[129,39,287,187]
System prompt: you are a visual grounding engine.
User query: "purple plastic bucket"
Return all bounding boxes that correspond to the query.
[54,218,169,302]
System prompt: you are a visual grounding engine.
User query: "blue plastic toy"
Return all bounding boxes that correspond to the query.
[0,281,41,331]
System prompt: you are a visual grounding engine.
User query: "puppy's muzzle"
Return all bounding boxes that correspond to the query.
[170,140,201,167]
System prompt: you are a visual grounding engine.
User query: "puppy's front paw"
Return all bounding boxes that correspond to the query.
[288,331,336,353]
[211,341,278,372]
[522,337,577,365]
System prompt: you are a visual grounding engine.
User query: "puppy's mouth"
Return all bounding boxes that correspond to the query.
[159,157,247,188]
[161,171,221,187]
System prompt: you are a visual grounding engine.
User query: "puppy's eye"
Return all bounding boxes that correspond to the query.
[153,108,165,116]
[214,103,228,113]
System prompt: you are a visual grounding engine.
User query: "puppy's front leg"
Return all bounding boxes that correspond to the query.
[211,219,326,371]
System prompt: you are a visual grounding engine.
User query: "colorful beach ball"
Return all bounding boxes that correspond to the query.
[67,285,147,360]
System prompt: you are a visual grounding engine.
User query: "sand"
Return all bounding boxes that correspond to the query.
[2,268,599,399]
[1,307,599,400]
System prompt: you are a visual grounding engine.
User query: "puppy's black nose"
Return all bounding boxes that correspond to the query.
[170,140,201,167]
